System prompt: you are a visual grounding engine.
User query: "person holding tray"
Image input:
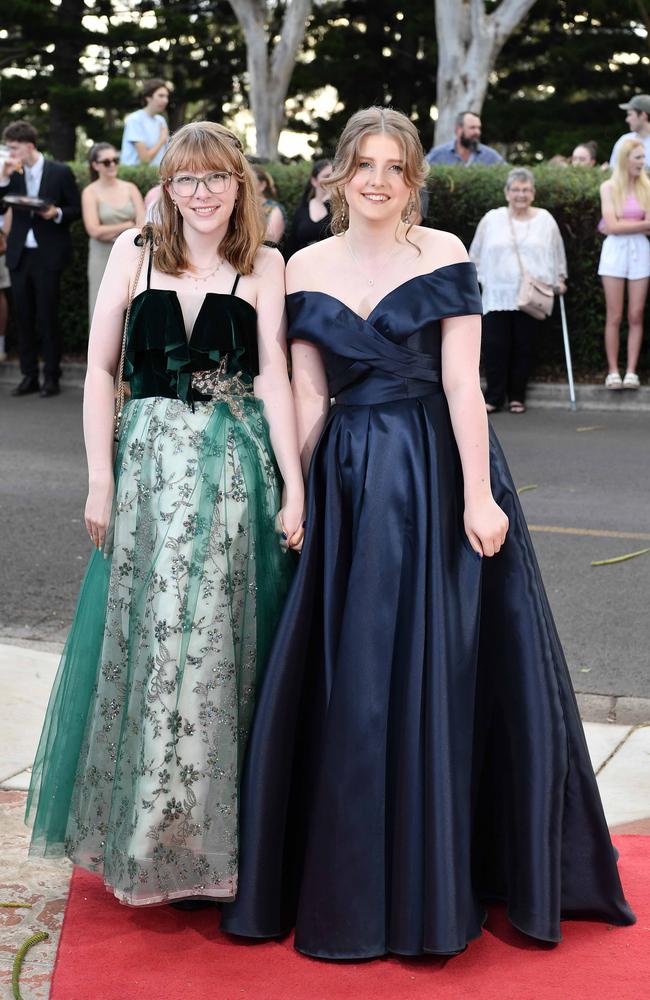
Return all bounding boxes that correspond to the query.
[0,120,80,397]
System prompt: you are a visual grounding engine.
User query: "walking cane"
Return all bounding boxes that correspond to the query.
[559,294,577,412]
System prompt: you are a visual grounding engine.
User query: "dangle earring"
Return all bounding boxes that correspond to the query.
[340,198,349,228]
[402,197,416,224]
[172,201,179,235]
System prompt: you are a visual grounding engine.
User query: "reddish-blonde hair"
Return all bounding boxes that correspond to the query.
[325,107,428,235]
[151,121,265,276]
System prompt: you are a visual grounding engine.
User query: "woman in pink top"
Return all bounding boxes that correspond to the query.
[598,138,650,388]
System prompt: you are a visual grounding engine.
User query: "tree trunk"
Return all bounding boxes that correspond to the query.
[49,0,86,160]
[434,0,538,144]
[228,0,313,159]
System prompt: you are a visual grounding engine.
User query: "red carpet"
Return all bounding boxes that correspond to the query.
[51,836,648,1000]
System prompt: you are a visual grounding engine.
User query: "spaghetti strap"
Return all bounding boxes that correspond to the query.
[146,238,154,289]
[230,274,241,296]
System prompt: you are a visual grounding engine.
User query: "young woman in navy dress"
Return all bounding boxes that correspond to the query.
[221,108,635,959]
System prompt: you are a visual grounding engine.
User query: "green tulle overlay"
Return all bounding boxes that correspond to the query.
[26,395,293,905]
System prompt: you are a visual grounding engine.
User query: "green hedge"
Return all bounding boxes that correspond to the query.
[424,165,629,375]
[56,162,643,376]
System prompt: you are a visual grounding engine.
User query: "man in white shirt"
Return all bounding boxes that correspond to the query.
[0,120,80,396]
[120,79,170,167]
[609,94,650,169]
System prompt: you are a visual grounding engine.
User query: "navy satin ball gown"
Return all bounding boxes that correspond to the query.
[220,261,635,959]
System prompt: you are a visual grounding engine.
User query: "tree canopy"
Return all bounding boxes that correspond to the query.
[1,0,649,162]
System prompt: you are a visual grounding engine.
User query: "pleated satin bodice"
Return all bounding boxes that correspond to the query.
[125,288,259,407]
[286,261,482,405]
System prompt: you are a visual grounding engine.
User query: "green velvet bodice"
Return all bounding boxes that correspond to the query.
[124,288,259,407]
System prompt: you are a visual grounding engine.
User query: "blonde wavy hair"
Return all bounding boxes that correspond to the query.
[610,138,650,216]
[150,121,265,276]
[324,107,428,236]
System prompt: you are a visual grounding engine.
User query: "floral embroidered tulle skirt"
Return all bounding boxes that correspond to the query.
[26,394,293,905]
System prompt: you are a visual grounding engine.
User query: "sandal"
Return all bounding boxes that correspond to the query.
[508,401,527,414]
[622,371,640,389]
[605,372,623,389]
[485,403,499,414]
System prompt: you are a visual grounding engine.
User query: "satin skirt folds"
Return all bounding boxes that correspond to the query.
[221,392,635,959]
[26,394,293,905]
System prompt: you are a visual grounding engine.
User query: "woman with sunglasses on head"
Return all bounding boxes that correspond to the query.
[26,122,304,908]
[82,143,145,321]
[222,107,634,959]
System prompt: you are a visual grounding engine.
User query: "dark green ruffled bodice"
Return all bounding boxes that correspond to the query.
[124,289,259,406]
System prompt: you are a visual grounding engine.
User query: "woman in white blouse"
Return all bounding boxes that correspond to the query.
[469,168,567,413]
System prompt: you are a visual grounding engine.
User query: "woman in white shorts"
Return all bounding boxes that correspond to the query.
[598,138,650,388]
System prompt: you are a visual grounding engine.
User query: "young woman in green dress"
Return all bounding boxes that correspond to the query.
[26,122,304,906]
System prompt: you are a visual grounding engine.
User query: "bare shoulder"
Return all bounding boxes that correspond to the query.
[286,236,339,293]
[413,226,469,268]
[82,181,98,201]
[253,244,285,282]
[111,227,146,266]
[600,177,613,194]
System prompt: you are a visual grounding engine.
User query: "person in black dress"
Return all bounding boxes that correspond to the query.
[221,107,635,960]
[285,158,332,257]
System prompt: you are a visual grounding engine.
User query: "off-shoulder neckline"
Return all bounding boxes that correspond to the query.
[286,261,475,324]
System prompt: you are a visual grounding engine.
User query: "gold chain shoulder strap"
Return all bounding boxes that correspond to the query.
[113,233,151,441]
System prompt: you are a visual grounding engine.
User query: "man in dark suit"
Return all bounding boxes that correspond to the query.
[0,121,81,396]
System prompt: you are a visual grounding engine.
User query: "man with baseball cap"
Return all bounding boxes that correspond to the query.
[609,94,650,169]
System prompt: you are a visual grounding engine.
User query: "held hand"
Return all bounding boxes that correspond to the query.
[464,496,509,558]
[277,494,305,553]
[85,478,114,551]
[556,280,567,295]
[36,204,58,221]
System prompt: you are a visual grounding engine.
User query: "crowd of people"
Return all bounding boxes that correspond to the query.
[24,107,634,967]
[0,83,648,402]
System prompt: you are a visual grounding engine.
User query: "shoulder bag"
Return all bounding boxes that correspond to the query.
[507,212,554,321]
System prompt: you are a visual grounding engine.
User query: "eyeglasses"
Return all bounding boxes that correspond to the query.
[96,157,120,167]
[167,171,233,197]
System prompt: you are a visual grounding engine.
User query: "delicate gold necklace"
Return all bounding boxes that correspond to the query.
[183,257,224,287]
[344,232,405,286]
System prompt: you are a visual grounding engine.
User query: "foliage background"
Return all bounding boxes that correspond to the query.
[51,161,649,377]
[2,1,650,163]
[4,0,650,375]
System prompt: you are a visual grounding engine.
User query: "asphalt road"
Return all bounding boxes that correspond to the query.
[0,387,648,698]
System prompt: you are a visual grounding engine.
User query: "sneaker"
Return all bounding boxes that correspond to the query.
[604,372,623,389]
[622,371,640,389]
